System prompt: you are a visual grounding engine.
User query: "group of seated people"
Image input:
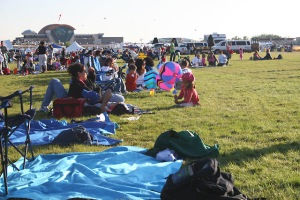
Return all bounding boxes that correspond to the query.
[252,48,282,60]
[39,51,202,113]
[190,51,228,67]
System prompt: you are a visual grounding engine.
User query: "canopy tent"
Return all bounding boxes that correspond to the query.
[66,41,84,52]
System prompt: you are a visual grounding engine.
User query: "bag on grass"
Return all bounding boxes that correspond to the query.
[53,97,85,118]
[110,102,131,116]
[161,158,247,200]
[52,125,93,145]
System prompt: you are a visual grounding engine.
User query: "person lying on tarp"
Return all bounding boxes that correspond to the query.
[39,63,125,113]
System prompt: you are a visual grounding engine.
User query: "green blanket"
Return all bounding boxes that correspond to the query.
[146,130,220,159]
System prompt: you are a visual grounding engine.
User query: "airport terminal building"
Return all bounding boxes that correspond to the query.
[12,24,123,46]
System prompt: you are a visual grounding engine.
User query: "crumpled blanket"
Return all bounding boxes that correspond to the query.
[1,146,182,199]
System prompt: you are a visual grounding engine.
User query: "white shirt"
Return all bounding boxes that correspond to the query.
[136,71,146,86]
[218,54,228,64]
[192,56,202,66]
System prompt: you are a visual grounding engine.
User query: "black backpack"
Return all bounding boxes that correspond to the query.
[52,125,93,145]
[110,102,131,116]
[161,158,247,200]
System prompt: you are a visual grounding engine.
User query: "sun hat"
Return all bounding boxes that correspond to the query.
[181,72,195,82]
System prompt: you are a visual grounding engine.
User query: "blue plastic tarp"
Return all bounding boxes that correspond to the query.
[0,113,122,146]
[1,146,182,199]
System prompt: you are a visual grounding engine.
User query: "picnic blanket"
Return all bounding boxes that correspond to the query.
[0,112,122,146]
[0,146,182,199]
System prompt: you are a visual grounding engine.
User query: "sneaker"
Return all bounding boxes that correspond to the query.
[39,106,49,112]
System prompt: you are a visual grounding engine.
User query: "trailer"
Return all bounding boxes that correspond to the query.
[204,33,226,44]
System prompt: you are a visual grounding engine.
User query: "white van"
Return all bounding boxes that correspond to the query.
[175,42,209,54]
[211,40,252,54]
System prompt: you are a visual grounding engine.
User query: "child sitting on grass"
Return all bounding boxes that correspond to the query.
[174,72,200,107]
[175,60,192,90]
[125,64,139,92]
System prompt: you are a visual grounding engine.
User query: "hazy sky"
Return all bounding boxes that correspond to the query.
[0,0,298,43]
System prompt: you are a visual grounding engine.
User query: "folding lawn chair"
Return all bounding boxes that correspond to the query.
[95,70,118,92]
[0,86,36,196]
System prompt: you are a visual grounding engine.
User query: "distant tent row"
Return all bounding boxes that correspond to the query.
[0,40,84,53]
[50,41,84,53]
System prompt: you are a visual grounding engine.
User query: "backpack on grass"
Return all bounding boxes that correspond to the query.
[52,125,93,145]
[161,158,247,200]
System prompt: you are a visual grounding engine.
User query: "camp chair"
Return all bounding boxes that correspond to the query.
[95,70,118,92]
[0,86,36,195]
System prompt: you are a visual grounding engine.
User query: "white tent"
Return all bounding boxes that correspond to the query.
[66,41,84,52]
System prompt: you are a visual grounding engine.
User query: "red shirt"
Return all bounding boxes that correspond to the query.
[178,85,200,105]
[126,73,138,91]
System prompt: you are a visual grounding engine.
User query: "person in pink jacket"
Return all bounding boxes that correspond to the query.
[174,72,200,107]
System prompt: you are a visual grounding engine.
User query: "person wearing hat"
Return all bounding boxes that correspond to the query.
[174,72,200,107]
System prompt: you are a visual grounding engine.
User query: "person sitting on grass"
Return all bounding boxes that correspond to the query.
[217,50,228,66]
[100,57,127,94]
[201,53,207,66]
[144,57,155,72]
[191,53,202,67]
[135,58,146,89]
[263,48,272,60]
[125,64,138,92]
[174,72,200,107]
[39,63,124,113]
[175,60,192,90]
[253,50,263,60]
[207,51,218,66]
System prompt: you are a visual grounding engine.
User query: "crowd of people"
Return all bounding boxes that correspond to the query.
[1,39,285,115]
[37,37,203,113]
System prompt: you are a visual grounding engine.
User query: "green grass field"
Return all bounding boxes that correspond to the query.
[1,52,300,199]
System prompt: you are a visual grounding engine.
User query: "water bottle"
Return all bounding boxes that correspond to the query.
[171,164,194,185]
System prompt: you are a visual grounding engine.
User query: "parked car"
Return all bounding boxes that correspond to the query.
[211,40,252,54]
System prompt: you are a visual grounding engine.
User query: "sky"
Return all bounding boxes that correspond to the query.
[0,0,299,43]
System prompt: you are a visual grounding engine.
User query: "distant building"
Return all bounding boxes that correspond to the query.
[12,24,123,45]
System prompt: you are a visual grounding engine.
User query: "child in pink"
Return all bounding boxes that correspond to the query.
[174,72,200,107]
[239,48,243,60]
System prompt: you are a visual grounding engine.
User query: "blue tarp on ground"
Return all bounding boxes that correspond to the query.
[0,113,122,146]
[0,146,182,199]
